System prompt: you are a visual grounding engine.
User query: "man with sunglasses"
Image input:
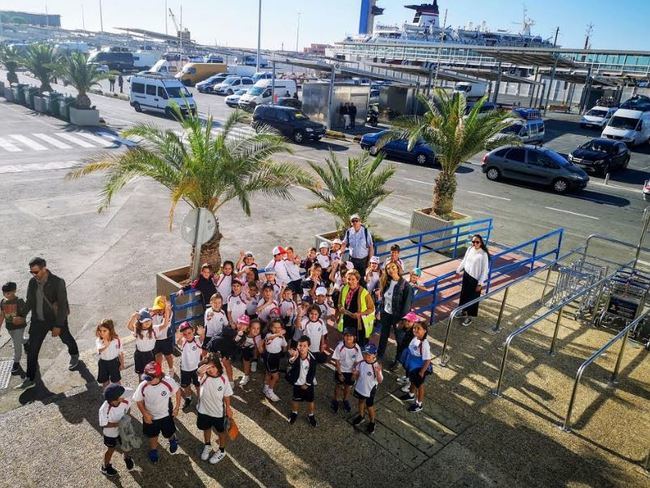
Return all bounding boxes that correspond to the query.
[16,257,79,390]
[341,214,374,282]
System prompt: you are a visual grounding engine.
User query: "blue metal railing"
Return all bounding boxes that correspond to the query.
[415,228,564,324]
[374,218,494,269]
[169,291,204,332]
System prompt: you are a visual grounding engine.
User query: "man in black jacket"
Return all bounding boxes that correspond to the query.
[286,336,318,427]
[16,257,79,390]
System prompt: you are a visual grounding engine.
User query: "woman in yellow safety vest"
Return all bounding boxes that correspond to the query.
[337,269,375,348]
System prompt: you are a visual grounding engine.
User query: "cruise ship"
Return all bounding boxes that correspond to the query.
[351,1,555,48]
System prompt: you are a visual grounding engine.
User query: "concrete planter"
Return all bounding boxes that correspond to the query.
[69,106,101,126]
[0,81,4,97]
[409,207,471,256]
[4,85,14,102]
[314,230,345,250]
[33,96,47,113]
[156,265,189,297]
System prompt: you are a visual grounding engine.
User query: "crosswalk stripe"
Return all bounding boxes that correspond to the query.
[0,137,21,152]
[0,161,80,174]
[9,134,47,151]
[76,132,116,148]
[56,133,96,148]
[32,133,73,149]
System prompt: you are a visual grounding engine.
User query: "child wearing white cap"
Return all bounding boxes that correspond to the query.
[314,287,335,326]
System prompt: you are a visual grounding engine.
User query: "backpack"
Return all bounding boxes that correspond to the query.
[399,340,433,374]
[345,225,371,249]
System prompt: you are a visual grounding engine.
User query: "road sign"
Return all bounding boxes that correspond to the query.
[182,208,216,246]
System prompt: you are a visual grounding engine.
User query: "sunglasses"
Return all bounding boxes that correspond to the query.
[350,219,360,223]
[472,240,481,244]
[29,269,40,275]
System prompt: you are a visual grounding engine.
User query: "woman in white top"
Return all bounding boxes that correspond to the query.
[456,234,490,326]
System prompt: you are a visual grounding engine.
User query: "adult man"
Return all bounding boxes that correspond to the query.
[349,103,357,129]
[118,74,124,94]
[16,257,79,390]
[341,214,374,280]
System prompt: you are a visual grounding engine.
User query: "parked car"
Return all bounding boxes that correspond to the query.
[482,145,589,194]
[214,76,254,96]
[581,106,618,129]
[601,108,650,146]
[196,73,228,93]
[129,74,196,117]
[225,88,250,107]
[359,130,436,166]
[252,105,326,144]
[276,97,302,109]
[568,138,630,176]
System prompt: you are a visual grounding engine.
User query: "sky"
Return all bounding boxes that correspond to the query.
[2,0,648,51]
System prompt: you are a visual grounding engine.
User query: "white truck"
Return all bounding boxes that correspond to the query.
[453,81,488,100]
[226,65,257,77]
[238,79,298,110]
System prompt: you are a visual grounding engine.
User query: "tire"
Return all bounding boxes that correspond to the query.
[133,102,142,113]
[622,156,630,170]
[369,145,379,156]
[293,130,305,144]
[486,167,500,181]
[552,178,569,194]
[415,153,429,166]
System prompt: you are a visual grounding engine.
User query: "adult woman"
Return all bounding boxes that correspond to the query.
[456,234,490,326]
[337,269,375,348]
[377,262,413,364]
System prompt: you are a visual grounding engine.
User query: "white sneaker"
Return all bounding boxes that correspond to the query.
[263,387,274,401]
[462,317,473,327]
[268,390,281,402]
[401,382,412,393]
[200,444,212,461]
[313,378,318,386]
[239,375,250,387]
[250,361,257,373]
[396,375,408,384]
[209,450,226,464]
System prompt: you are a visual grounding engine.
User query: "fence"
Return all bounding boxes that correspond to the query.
[169,290,204,332]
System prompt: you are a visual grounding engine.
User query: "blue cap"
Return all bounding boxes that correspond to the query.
[104,383,125,402]
[413,268,422,277]
[138,308,152,322]
[363,343,378,355]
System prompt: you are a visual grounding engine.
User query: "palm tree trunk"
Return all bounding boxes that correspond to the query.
[196,218,223,271]
[432,170,457,218]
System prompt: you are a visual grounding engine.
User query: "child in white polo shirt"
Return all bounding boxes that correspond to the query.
[227,280,248,326]
[177,322,202,410]
[98,384,135,476]
[197,353,234,465]
[133,361,182,464]
[352,343,383,435]
[331,328,362,414]
[262,319,287,402]
[297,304,328,363]
[127,309,159,381]
[96,319,124,388]
[203,294,228,351]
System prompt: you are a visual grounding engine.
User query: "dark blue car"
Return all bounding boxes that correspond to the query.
[359,130,436,166]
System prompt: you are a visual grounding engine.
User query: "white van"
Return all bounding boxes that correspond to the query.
[238,79,297,110]
[601,108,650,145]
[453,81,488,100]
[129,74,197,117]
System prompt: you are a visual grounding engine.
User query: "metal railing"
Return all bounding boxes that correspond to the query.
[169,290,204,332]
[562,308,650,431]
[583,233,650,272]
[438,246,585,366]
[492,263,636,397]
[373,218,493,269]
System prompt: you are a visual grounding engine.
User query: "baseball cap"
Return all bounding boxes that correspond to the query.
[319,241,330,249]
[143,361,163,379]
[332,238,342,245]
[363,343,378,355]
[350,213,361,222]
[237,315,250,325]
[104,384,125,402]
[179,321,192,332]
[151,296,165,311]
[343,327,356,336]
[413,267,422,277]
[403,311,418,322]
[369,256,380,264]
[138,308,153,322]
[244,251,254,257]
[315,287,327,296]
[264,268,276,275]
[272,246,286,256]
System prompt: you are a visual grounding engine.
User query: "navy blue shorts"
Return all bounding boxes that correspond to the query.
[181,369,199,388]
[97,358,121,384]
[153,337,174,356]
[142,415,176,438]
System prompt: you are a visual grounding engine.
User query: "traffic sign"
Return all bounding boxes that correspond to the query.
[181,208,217,246]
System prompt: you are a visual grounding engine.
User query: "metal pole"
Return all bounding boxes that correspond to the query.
[540,267,553,302]
[562,368,582,431]
[492,61,502,104]
[439,311,456,366]
[529,66,539,107]
[492,287,509,333]
[99,0,104,32]
[543,56,558,114]
[190,209,202,280]
[633,207,650,270]
[326,65,336,130]
[256,0,262,72]
[549,305,564,355]
[493,337,511,396]
[590,280,606,326]
[271,59,276,104]
[81,2,86,31]
[609,327,631,384]
[295,12,301,52]
[165,0,168,36]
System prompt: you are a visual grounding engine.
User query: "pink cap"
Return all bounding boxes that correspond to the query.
[237,315,251,325]
[403,311,418,322]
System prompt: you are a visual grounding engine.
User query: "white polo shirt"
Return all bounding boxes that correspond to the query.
[133,330,157,352]
[332,341,362,373]
[265,334,287,354]
[280,299,297,323]
[408,337,433,361]
[96,337,121,361]
[301,317,327,353]
[98,388,134,437]
[285,259,302,281]
[180,338,202,372]
[227,294,247,324]
[257,298,278,323]
[295,357,311,386]
[214,273,233,301]
[266,259,291,286]
[153,312,171,340]
[354,360,380,397]
[197,374,233,418]
[316,254,331,269]
[204,307,228,338]
[133,376,179,420]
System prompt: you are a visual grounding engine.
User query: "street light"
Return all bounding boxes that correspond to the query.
[295,12,301,52]
[256,0,262,72]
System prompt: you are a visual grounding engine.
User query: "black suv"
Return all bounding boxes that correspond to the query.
[568,138,630,176]
[252,105,326,144]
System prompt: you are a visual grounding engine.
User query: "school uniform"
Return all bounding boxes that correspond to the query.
[245,292,259,317]
[316,254,332,285]
[284,259,303,295]
[180,337,202,388]
[256,298,278,325]
[301,276,325,302]
[280,299,297,339]
[287,352,317,402]
[203,307,229,349]
[96,337,122,384]
[331,341,362,386]
[196,374,233,433]
[240,333,261,362]
[152,313,174,356]
[300,317,327,363]
[266,259,291,287]
[406,337,432,388]
[98,388,134,448]
[366,270,381,295]
[354,360,380,407]
[264,334,287,373]
[133,330,157,375]
[133,376,180,438]
[227,294,248,325]
[264,281,282,302]
[214,274,233,311]
[315,301,334,322]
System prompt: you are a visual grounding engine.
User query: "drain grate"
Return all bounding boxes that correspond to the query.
[0,359,13,389]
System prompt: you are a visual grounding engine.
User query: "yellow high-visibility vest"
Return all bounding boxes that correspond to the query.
[338,285,375,338]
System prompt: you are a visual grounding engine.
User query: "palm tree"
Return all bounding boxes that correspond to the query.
[0,45,21,85]
[66,109,314,269]
[391,90,518,219]
[21,43,60,93]
[59,52,107,109]
[307,152,396,233]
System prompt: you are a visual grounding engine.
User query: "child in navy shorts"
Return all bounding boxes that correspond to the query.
[177,322,202,409]
[331,327,362,414]
[262,319,287,402]
[352,343,383,435]
[98,384,135,476]
[286,335,318,427]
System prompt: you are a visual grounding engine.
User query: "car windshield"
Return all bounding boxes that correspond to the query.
[609,116,639,130]
[580,141,615,153]
[500,124,522,134]
[293,111,309,120]
[223,77,238,85]
[249,86,265,95]
[586,109,608,117]
[165,86,191,98]
[545,150,570,167]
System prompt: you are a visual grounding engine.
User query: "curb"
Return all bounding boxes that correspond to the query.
[325,130,363,143]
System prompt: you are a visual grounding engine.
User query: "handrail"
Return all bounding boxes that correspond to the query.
[170,291,204,331]
[562,308,650,431]
[492,262,635,397]
[438,246,586,366]
[583,233,650,270]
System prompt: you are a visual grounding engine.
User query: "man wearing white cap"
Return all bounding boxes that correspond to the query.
[266,246,291,288]
[341,214,374,281]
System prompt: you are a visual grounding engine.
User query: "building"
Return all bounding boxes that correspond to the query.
[303,44,332,56]
[0,10,61,28]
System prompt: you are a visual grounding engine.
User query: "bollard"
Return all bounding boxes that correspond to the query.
[491,287,509,333]
[604,172,610,185]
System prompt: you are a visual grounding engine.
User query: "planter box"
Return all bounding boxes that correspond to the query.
[409,207,471,257]
[4,85,14,102]
[314,230,344,250]
[69,106,101,126]
[0,81,4,97]
[156,265,204,328]
[33,96,47,113]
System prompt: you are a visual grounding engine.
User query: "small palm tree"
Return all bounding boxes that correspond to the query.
[21,43,60,93]
[0,45,21,84]
[66,109,314,268]
[307,152,396,233]
[59,52,107,109]
[392,90,517,219]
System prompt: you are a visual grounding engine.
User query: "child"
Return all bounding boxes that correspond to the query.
[262,268,282,302]
[297,305,328,364]
[284,247,304,296]
[177,322,202,409]
[96,319,124,388]
[330,238,343,263]
[287,335,318,427]
[399,322,433,413]
[127,309,158,380]
[301,263,325,303]
[196,353,234,465]
[0,282,27,375]
[394,312,418,374]
[227,280,248,326]
[203,294,229,351]
[213,261,235,310]
[245,281,260,318]
[365,257,383,297]
[383,244,404,271]
[314,287,335,326]
[236,250,257,275]
[256,283,278,327]
[237,317,262,387]
[262,319,287,402]
[352,343,383,434]
[133,361,182,463]
[316,242,332,284]
[300,247,318,272]
[331,327,362,413]
[98,384,135,476]
[151,296,175,376]
[279,288,298,343]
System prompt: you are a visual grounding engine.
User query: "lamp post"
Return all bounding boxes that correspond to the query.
[256,0,262,72]
[295,12,301,52]
[99,0,104,32]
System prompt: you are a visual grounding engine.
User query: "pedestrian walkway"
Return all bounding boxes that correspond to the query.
[0,131,122,154]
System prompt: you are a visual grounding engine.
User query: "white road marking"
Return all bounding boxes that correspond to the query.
[0,161,81,174]
[76,132,116,147]
[589,180,640,193]
[637,259,650,267]
[374,209,410,225]
[467,190,511,201]
[0,137,21,152]
[401,177,430,185]
[9,134,47,151]
[544,206,600,220]
[56,133,96,148]
[377,205,409,217]
[32,133,73,149]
